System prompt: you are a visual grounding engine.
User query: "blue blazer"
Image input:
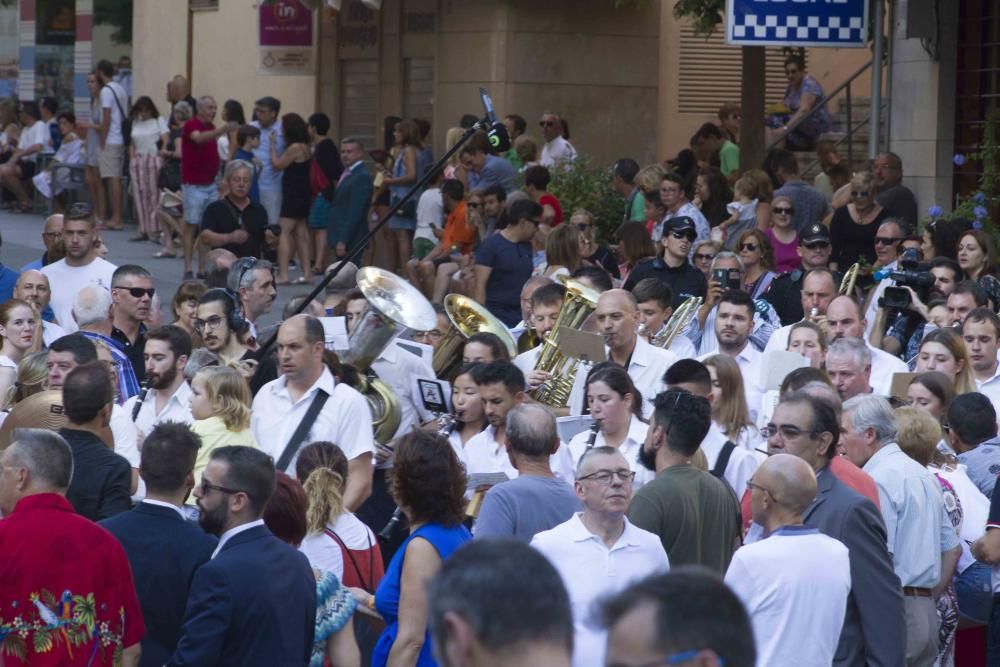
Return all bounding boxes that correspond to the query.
[330,162,374,256]
[167,523,317,667]
[805,466,906,667]
[100,502,218,667]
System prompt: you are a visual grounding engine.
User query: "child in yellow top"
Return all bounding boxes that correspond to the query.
[190,366,258,483]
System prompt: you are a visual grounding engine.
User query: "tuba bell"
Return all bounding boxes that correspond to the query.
[647,296,702,349]
[530,278,601,408]
[433,295,517,382]
[344,267,438,444]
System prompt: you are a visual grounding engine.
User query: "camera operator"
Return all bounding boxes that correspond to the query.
[870,257,960,359]
[863,219,909,338]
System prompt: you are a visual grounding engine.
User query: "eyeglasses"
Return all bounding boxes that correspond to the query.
[114,286,155,299]
[773,207,794,215]
[199,479,243,495]
[42,231,61,239]
[669,230,696,241]
[193,315,226,332]
[761,423,818,440]
[803,241,830,250]
[850,190,870,198]
[746,479,772,494]
[415,330,444,341]
[739,243,758,252]
[539,120,556,127]
[576,469,636,484]
[874,237,903,246]
[694,253,716,262]
[467,202,481,209]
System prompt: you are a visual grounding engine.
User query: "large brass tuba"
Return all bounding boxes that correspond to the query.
[530,278,601,408]
[342,267,438,444]
[433,295,517,381]
[647,296,703,348]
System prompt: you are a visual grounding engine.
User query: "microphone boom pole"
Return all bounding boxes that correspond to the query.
[255,111,499,359]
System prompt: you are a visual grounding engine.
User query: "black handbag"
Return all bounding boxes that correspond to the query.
[389,194,416,219]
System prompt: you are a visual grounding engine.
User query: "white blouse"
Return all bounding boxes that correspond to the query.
[130,116,169,155]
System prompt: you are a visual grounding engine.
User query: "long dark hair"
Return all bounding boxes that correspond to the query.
[698,167,733,227]
[583,362,644,420]
[281,113,310,145]
[223,99,246,125]
[129,95,160,121]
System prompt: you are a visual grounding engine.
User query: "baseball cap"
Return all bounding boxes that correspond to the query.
[663,216,697,234]
[800,224,831,245]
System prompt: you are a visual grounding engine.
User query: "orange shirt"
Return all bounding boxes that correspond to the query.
[440,201,475,255]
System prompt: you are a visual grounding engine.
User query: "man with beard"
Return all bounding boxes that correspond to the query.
[195,289,251,367]
[628,389,741,574]
[15,269,66,345]
[226,258,277,345]
[168,445,317,666]
[701,289,765,420]
[531,446,668,667]
[123,326,193,437]
[464,361,529,479]
[99,422,217,667]
[566,290,677,419]
[41,203,118,332]
[110,265,155,382]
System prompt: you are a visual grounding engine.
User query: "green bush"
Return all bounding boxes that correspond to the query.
[548,156,627,245]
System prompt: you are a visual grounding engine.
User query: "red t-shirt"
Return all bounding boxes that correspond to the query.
[0,493,145,665]
[181,118,220,185]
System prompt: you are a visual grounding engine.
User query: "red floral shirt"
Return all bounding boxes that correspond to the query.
[0,493,144,665]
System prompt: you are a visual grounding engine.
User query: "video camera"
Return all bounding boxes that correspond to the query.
[876,248,934,310]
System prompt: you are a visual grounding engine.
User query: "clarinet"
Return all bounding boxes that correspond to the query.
[131,380,150,422]
[584,419,602,449]
[378,414,458,542]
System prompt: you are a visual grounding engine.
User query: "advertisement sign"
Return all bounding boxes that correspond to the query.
[725,0,869,48]
[258,0,315,75]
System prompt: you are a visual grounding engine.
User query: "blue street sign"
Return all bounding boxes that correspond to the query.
[725,0,869,48]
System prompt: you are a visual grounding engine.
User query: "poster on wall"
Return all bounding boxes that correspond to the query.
[37,0,76,46]
[258,0,315,76]
[34,46,74,104]
[0,5,17,98]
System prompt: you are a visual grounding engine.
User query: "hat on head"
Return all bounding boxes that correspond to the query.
[800,224,831,245]
[663,216,697,234]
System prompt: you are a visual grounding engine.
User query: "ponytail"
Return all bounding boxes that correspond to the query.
[304,466,345,534]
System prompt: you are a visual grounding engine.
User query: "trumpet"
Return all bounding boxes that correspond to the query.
[647,296,702,349]
[530,278,601,408]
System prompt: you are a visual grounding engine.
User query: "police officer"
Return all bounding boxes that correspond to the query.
[765,223,839,325]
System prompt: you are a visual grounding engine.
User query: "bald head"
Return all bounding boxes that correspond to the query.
[757,453,817,515]
[576,446,629,479]
[825,295,865,341]
[598,289,638,313]
[595,289,639,351]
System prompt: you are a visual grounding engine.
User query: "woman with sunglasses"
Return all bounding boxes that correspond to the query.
[622,217,708,301]
[735,229,776,299]
[829,171,888,271]
[692,239,721,282]
[572,209,621,279]
[764,195,800,273]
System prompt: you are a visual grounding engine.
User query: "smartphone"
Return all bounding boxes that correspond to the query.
[712,268,740,290]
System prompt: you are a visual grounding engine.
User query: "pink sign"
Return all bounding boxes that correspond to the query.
[259,0,313,48]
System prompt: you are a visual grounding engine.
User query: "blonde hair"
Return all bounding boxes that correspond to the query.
[296,441,350,534]
[194,366,251,431]
[918,328,977,395]
[734,174,756,199]
[704,354,754,438]
[744,168,773,203]
[635,164,667,193]
[895,406,942,467]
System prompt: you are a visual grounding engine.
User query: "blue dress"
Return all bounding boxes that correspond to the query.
[371,522,472,667]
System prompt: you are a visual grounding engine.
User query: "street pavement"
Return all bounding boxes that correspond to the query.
[0,210,313,331]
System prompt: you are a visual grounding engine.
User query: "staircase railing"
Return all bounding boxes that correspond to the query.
[766,59,886,175]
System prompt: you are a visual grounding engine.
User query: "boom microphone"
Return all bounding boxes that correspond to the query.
[479,87,511,153]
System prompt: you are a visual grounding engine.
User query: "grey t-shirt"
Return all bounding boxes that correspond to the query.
[958,437,1000,499]
[774,180,831,234]
[474,474,582,542]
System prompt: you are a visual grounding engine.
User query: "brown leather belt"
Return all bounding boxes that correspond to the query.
[903,587,932,598]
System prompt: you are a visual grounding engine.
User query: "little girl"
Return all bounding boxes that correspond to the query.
[713,174,758,251]
[190,365,258,482]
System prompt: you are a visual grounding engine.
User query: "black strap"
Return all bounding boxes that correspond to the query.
[711,441,737,479]
[276,390,329,471]
[324,527,374,593]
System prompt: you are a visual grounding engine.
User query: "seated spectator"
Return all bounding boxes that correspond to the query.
[407,179,474,302]
[31,111,84,203]
[0,101,51,212]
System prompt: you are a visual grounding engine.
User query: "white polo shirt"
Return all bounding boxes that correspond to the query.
[122,381,193,437]
[532,514,669,667]
[725,526,851,667]
[371,340,434,442]
[463,424,518,480]
[251,367,375,473]
[701,423,760,497]
[568,337,677,418]
[562,415,653,489]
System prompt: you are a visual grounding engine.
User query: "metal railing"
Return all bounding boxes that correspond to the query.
[766,59,886,175]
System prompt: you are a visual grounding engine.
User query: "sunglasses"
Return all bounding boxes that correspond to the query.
[576,223,590,232]
[669,230,696,241]
[803,241,830,250]
[739,243,758,252]
[114,286,156,298]
[773,207,794,215]
[875,237,902,246]
[694,253,716,262]
[539,120,556,127]
[850,190,870,198]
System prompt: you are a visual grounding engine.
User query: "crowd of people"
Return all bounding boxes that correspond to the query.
[3,52,1000,667]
